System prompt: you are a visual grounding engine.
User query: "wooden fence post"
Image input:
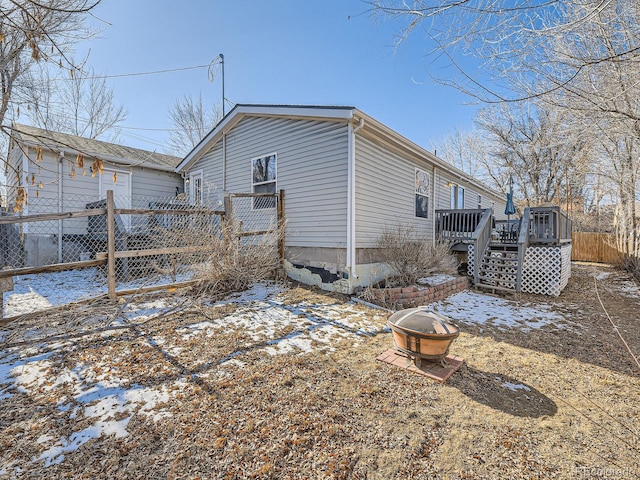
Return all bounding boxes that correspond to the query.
[106,190,117,300]
[277,189,285,275]
[222,193,232,242]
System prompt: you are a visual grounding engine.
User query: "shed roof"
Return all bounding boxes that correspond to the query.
[11,124,181,172]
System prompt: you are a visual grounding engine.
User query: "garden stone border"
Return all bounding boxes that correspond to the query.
[365,276,469,309]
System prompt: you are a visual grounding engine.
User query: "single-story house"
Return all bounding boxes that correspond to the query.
[5,124,183,267]
[176,104,508,293]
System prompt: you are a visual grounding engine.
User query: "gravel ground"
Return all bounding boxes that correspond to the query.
[0,263,638,479]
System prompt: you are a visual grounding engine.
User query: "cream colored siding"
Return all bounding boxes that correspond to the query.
[10,146,182,235]
[197,116,349,248]
[435,170,506,216]
[131,168,183,203]
[189,141,224,205]
[354,135,433,248]
[5,142,26,208]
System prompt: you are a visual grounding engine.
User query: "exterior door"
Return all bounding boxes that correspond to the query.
[189,170,203,205]
[101,169,132,231]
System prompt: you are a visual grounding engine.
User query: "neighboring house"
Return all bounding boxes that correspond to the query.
[5,124,183,267]
[176,104,508,293]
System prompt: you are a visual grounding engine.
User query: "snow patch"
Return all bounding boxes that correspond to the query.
[432,291,569,331]
[418,274,457,286]
[502,381,531,392]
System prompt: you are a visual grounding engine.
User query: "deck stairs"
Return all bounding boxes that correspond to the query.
[475,243,519,294]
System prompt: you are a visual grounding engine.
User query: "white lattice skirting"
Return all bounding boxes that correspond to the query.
[521,244,572,296]
[468,243,572,296]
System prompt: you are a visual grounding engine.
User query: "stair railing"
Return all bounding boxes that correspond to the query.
[471,208,493,286]
[515,207,530,291]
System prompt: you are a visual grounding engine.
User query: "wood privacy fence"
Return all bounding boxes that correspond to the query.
[571,232,620,264]
[0,190,284,321]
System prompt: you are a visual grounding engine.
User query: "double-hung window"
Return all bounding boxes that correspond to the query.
[415,168,430,218]
[252,153,277,209]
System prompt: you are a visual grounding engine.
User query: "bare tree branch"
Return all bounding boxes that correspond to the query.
[168,94,221,156]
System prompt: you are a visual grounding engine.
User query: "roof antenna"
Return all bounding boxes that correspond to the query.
[208,54,225,117]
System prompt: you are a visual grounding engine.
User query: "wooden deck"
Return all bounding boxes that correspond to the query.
[437,207,573,295]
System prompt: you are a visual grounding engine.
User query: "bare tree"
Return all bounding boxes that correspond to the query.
[432,128,497,189]
[25,63,127,140]
[373,0,640,276]
[475,103,591,209]
[0,0,100,212]
[370,1,640,103]
[168,94,221,156]
[0,0,100,130]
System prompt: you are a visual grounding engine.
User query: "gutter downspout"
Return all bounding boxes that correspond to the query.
[58,151,64,263]
[432,166,437,247]
[222,132,227,192]
[347,117,364,282]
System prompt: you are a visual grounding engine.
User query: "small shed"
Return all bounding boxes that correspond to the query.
[5,124,183,267]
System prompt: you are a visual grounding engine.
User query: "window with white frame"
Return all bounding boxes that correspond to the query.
[252,153,276,209]
[189,171,203,205]
[415,168,430,218]
[478,194,482,209]
[450,184,465,209]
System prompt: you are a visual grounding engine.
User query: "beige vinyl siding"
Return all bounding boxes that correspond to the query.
[131,168,183,203]
[5,141,25,208]
[355,135,434,247]
[435,170,507,216]
[14,146,183,235]
[189,141,224,206]
[435,171,457,210]
[220,116,349,248]
[26,149,59,209]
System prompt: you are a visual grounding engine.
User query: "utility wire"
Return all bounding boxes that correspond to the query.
[56,63,212,81]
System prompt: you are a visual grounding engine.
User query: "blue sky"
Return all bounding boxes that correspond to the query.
[75,0,479,155]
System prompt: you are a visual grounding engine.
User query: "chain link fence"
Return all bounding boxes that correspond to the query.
[1,192,223,318]
[1,191,283,320]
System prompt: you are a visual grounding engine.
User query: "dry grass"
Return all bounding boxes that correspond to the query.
[0,264,639,479]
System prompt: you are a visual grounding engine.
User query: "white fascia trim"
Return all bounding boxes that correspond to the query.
[176,104,356,173]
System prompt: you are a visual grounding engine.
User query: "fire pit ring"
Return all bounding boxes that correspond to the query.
[387,308,460,368]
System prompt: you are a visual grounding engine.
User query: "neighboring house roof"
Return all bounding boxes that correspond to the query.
[11,124,180,172]
[175,104,504,199]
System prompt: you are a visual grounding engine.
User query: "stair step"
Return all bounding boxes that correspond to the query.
[477,274,516,284]
[482,256,518,263]
[480,264,517,270]
[478,271,516,277]
[479,262,518,269]
[478,270,516,278]
[475,283,517,293]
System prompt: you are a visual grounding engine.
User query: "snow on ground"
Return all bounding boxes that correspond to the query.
[430,290,572,332]
[2,267,194,318]
[418,274,457,286]
[0,268,609,472]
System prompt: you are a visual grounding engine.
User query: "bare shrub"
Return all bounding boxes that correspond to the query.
[376,224,458,287]
[192,219,284,297]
